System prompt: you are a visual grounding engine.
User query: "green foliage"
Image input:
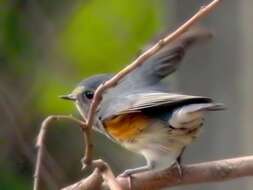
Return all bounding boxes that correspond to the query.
[60,0,163,76]
[0,1,34,76]
[34,72,76,114]
[37,0,164,113]
[0,169,31,190]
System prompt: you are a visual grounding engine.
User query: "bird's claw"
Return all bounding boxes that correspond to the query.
[119,170,132,177]
[118,171,133,190]
[174,161,183,178]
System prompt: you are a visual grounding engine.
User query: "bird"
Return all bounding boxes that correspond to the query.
[60,28,225,177]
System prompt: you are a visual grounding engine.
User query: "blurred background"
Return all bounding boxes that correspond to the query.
[0,0,252,189]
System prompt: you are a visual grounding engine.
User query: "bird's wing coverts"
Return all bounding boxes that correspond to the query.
[98,28,213,120]
[98,92,215,120]
[112,27,212,92]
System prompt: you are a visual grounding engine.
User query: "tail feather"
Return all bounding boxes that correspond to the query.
[169,103,225,128]
[186,103,226,112]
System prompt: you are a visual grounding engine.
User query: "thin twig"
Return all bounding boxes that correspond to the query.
[81,127,93,169]
[34,115,85,190]
[62,156,253,190]
[82,0,222,166]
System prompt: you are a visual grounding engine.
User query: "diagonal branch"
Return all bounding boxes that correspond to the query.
[117,156,253,190]
[34,116,122,190]
[62,156,253,190]
[82,0,222,166]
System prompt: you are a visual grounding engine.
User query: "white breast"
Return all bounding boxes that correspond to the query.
[121,121,191,170]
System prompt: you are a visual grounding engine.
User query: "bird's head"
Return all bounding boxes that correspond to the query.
[60,74,112,116]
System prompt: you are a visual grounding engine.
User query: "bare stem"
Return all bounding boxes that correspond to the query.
[81,127,93,169]
[34,115,85,190]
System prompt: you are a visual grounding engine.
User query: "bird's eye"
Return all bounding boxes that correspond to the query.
[84,90,94,99]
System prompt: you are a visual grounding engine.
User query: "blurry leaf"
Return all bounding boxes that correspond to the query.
[0,1,35,76]
[0,169,31,190]
[33,69,76,114]
[59,0,164,77]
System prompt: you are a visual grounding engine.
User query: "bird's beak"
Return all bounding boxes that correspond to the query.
[59,94,76,101]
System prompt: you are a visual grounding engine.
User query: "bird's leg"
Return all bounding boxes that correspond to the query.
[174,160,183,178]
[173,152,184,178]
[119,159,155,177]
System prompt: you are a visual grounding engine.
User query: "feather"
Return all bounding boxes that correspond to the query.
[99,91,217,120]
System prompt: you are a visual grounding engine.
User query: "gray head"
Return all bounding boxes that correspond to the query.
[60,74,112,115]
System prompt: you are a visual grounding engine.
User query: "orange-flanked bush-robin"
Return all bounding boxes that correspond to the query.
[61,28,225,176]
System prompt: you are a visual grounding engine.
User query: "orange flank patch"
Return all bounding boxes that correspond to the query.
[104,113,151,141]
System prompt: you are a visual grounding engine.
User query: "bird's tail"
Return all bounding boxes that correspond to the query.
[169,102,225,129]
[186,103,226,113]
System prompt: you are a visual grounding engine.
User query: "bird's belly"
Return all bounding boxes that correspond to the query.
[123,124,184,156]
[104,113,201,164]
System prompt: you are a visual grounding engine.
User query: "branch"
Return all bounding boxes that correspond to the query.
[62,156,253,190]
[62,160,123,190]
[34,116,121,190]
[61,169,103,190]
[33,115,85,190]
[82,0,222,166]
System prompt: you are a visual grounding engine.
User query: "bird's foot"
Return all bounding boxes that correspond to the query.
[118,172,133,190]
[173,161,183,178]
[119,161,154,177]
[119,169,136,177]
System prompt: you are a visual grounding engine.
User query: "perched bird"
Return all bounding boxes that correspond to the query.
[60,28,225,177]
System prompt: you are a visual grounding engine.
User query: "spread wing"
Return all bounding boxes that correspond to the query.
[98,92,223,120]
[114,27,212,91]
[98,28,213,120]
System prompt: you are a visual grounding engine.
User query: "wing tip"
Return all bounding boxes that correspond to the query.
[207,103,226,111]
[179,26,213,48]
